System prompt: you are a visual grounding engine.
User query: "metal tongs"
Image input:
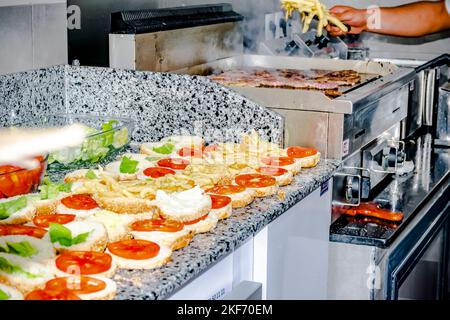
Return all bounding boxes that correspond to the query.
[0,125,86,168]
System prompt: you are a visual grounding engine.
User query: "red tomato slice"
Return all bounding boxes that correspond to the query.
[25,289,81,300]
[206,185,245,195]
[261,156,295,167]
[143,167,176,179]
[210,194,232,210]
[107,239,160,260]
[0,225,47,238]
[203,145,219,153]
[256,167,288,177]
[183,214,209,226]
[131,219,184,233]
[55,251,113,275]
[235,174,276,188]
[177,147,203,158]
[61,194,98,210]
[45,276,106,294]
[157,158,190,171]
[33,214,76,228]
[287,146,318,159]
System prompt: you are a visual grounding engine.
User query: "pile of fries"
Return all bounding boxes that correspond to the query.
[281,0,348,36]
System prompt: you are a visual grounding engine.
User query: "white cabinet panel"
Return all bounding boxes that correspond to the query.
[254,179,332,299]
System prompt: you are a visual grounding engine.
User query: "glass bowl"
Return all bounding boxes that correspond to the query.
[13,114,134,173]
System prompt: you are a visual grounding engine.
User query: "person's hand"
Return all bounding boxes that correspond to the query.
[326,5,369,36]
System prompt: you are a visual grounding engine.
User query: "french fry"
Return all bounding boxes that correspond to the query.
[281,0,348,36]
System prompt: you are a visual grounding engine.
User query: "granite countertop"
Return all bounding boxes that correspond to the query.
[114,159,340,300]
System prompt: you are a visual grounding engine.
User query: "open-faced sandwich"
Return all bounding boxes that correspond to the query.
[206,185,255,208]
[44,221,108,253]
[0,252,55,293]
[131,218,193,251]
[54,251,117,278]
[106,239,172,270]
[0,235,55,264]
[286,146,321,168]
[43,275,117,300]
[0,195,36,225]
[155,186,212,223]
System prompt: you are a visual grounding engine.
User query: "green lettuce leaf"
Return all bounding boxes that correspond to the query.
[0,289,9,300]
[38,180,72,200]
[0,242,37,258]
[0,256,41,279]
[119,156,139,174]
[0,197,27,221]
[152,143,175,155]
[85,169,98,180]
[49,223,90,247]
[146,156,163,162]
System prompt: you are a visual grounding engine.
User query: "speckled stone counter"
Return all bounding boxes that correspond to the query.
[0,65,283,144]
[114,159,340,300]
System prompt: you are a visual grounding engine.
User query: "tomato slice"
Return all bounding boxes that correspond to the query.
[203,145,219,153]
[210,194,232,210]
[256,167,288,177]
[143,167,176,179]
[157,158,190,171]
[183,214,209,226]
[0,225,47,238]
[261,156,295,167]
[45,276,106,294]
[61,194,98,210]
[25,289,81,300]
[177,147,203,158]
[235,174,276,188]
[55,251,113,275]
[33,214,76,228]
[107,239,160,260]
[206,185,245,195]
[131,219,184,233]
[287,146,318,159]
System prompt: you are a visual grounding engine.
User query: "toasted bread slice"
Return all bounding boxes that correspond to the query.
[105,161,138,181]
[106,245,172,270]
[0,196,36,225]
[184,214,219,235]
[0,235,55,264]
[208,188,255,209]
[131,228,193,251]
[87,210,153,242]
[0,283,24,300]
[210,202,233,220]
[64,169,117,183]
[249,184,279,197]
[94,196,158,215]
[44,221,108,253]
[56,202,99,219]
[0,253,55,294]
[273,170,294,186]
[297,152,321,168]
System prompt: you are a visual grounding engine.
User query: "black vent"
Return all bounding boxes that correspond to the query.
[111,3,243,34]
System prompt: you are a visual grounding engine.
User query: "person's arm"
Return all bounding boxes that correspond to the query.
[327,1,450,37]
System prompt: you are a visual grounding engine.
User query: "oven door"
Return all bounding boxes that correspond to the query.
[385,199,450,300]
